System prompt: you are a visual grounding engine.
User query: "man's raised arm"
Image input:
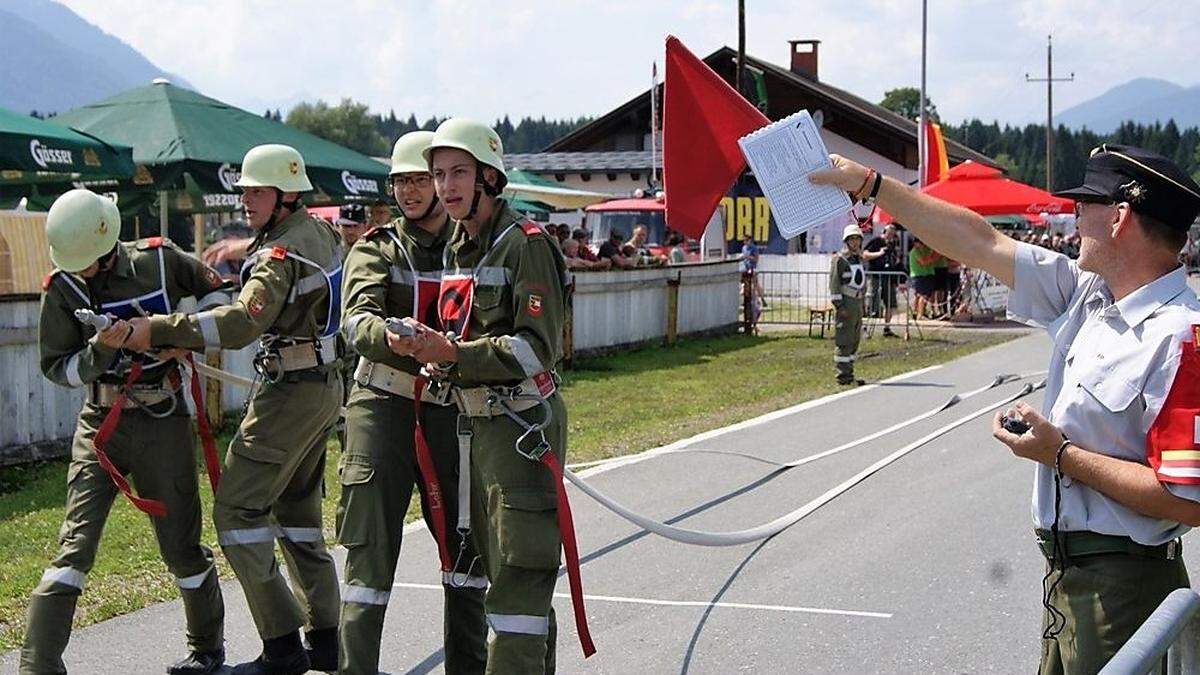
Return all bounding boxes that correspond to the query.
[809,154,1018,287]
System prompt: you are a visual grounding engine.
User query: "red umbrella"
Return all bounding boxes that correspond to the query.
[877,161,1074,223]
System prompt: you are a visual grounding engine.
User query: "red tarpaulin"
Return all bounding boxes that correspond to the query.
[877,160,1074,223]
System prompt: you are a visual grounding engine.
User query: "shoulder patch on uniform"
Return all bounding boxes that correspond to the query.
[137,236,165,250]
[520,221,543,237]
[41,272,54,291]
[270,246,288,261]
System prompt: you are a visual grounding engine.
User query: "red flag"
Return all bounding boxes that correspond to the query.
[663,35,769,239]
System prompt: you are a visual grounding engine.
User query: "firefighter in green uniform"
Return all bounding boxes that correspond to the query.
[336,130,488,674]
[127,144,344,675]
[21,189,229,675]
[388,118,575,675]
[334,203,369,452]
[830,223,867,386]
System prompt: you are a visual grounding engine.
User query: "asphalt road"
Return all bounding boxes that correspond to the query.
[7,330,1200,674]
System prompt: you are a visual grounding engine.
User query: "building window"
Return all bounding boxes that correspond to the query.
[0,232,13,294]
[554,174,566,182]
[606,173,618,181]
[631,172,641,181]
[580,173,591,182]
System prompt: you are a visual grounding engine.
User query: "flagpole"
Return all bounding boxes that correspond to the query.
[650,61,659,187]
[918,0,927,187]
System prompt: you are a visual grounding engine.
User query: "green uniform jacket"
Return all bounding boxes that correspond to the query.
[149,208,343,350]
[444,201,568,386]
[828,249,865,306]
[40,238,230,388]
[342,215,452,376]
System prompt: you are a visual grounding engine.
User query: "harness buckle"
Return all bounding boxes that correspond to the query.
[456,413,473,439]
[252,349,285,384]
[515,427,551,461]
[1167,539,1179,560]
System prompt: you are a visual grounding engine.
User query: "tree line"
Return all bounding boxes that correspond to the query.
[878,87,1200,190]
[942,119,1200,192]
[274,99,592,157]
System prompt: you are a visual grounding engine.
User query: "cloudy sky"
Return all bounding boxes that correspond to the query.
[60,0,1198,125]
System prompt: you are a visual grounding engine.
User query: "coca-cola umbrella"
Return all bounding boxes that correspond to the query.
[0,104,134,186]
[41,79,388,218]
[876,160,1074,223]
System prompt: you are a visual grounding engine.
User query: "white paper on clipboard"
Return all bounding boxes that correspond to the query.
[737,110,852,239]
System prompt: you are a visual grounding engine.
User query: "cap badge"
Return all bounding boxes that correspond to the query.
[1119,180,1147,204]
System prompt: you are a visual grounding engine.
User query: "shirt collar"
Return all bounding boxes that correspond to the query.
[1097,265,1189,328]
[107,243,135,280]
[400,213,450,248]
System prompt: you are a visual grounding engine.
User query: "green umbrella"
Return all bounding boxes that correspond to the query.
[50,80,388,208]
[0,105,134,182]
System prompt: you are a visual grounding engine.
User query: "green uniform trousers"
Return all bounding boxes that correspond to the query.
[834,299,863,382]
[20,402,224,675]
[213,372,342,641]
[336,387,487,675]
[1039,553,1190,674]
[468,392,568,675]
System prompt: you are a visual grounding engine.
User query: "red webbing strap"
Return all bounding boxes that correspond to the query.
[184,354,221,493]
[91,363,168,517]
[413,376,452,571]
[540,451,596,658]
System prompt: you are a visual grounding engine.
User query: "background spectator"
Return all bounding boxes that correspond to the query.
[562,238,611,271]
[666,232,687,264]
[599,231,636,269]
[740,235,766,308]
[908,238,939,319]
[863,223,902,336]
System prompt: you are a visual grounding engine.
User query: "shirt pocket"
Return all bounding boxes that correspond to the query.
[474,284,505,312]
[1079,367,1142,413]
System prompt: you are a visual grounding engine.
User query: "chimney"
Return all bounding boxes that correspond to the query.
[788,40,820,80]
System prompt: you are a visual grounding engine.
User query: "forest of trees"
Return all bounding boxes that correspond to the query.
[942,119,1200,192]
[878,87,1200,191]
[275,99,592,157]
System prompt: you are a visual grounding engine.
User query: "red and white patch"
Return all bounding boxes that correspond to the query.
[532,371,556,397]
[527,294,543,316]
[203,265,222,288]
[247,290,266,317]
[270,246,288,261]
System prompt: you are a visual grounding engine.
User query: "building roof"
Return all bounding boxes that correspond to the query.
[544,45,996,170]
[507,150,661,173]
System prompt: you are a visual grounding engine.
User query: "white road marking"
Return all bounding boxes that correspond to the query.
[390,582,892,619]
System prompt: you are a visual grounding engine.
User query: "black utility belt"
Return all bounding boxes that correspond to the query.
[1035,529,1180,561]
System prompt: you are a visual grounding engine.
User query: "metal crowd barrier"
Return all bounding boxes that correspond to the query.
[750,269,914,338]
[1100,588,1200,675]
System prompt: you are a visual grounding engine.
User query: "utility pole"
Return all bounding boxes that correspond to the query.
[918,0,927,186]
[1026,34,1074,191]
[736,0,746,97]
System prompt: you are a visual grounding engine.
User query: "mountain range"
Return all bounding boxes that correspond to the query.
[1056,77,1200,132]
[3,0,1197,135]
[0,0,190,116]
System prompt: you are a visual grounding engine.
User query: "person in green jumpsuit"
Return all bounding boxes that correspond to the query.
[128,144,344,675]
[830,223,867,386]
[388,118,573,674]
[337,131,487,674]
[21,189,229,675]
